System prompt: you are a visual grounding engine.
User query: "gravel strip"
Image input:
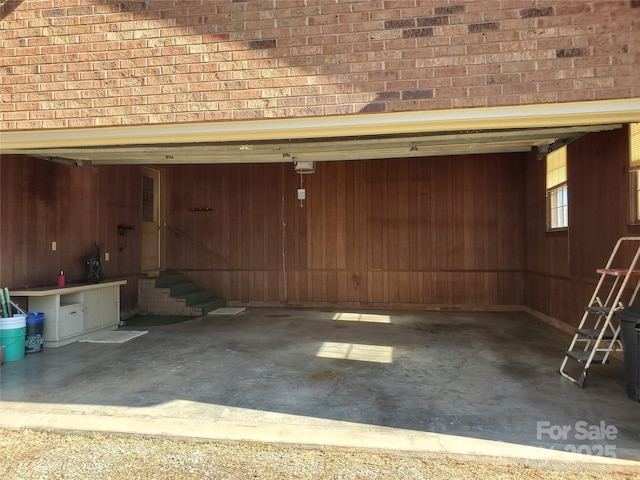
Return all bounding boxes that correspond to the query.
[0,429,635,480]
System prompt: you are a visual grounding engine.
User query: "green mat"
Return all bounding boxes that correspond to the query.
[123,314,198,327]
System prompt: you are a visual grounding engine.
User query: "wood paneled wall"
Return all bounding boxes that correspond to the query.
[165,153,526,307]
[0,155,142,312]
[5,127,631,322]
[524,126,637,327]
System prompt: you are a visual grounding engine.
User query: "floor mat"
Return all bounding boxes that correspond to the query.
[123,315,197,327]
[207,307,246,315]
[80,330,148,344]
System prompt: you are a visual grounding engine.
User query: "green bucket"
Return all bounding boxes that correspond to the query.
[0,315,27,362]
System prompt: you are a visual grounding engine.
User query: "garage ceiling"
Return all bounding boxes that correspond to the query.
[2,99,638,166]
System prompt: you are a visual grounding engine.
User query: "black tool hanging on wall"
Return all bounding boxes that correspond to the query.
[85,242,106,283]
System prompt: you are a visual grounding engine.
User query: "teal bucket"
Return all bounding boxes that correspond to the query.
[0,315,27,362]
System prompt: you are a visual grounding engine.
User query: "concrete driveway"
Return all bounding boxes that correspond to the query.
[1,308,639,469]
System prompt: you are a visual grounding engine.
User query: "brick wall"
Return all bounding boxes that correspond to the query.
[1,0,639,131]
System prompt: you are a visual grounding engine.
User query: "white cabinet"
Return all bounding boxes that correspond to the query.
[84,286,119,333]
[101,286,119,330]
[58,304,85,339]
[13,281,127,348]
[84,289,102,332]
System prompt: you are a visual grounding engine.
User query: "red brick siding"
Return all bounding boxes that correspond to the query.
[1,0,638,130]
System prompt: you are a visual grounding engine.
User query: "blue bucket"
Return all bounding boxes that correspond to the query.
[25,312,45,354]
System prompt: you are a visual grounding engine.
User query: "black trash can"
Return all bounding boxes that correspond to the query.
[615,306,640,401]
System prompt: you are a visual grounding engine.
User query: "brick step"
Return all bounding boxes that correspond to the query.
[169,282,200,296]
[191,298,227,316]
[154,274,188,288]
[138,272,225,316]
[178,290,213,307]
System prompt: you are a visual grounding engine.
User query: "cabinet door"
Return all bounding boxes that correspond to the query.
[84,290,102,332]
[58,305,85,339]
[29,296,59,342]
[100,286,120,329]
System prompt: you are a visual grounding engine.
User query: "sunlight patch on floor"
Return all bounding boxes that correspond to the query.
[331,312,392,324]
[316,342,394,363]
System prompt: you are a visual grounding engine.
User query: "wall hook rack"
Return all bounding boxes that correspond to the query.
[117,224,133,252]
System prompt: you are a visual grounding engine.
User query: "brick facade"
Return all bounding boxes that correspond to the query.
[1,0,639,131]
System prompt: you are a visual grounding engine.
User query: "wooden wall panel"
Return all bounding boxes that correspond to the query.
[568,129,630,279]
[524,127,636,327]
[1,150,546,316]
[165,153,527,308]
[0,156,142,314]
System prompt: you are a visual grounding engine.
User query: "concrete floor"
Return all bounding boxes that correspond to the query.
[1,308,639,467]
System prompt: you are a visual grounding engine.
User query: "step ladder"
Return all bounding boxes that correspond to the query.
[559,237,640,387]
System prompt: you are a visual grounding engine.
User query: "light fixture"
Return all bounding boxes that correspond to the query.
[293,160,315,174]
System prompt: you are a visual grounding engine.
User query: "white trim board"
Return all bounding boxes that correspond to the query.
[2,99,639,150]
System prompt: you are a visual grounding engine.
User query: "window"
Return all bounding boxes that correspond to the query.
[546,146,568,230]
[142,175,155,223]
[629,123,640,224]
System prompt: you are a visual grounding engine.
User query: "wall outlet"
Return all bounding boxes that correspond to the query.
[104,252,110,261]
[51,241,56,251]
